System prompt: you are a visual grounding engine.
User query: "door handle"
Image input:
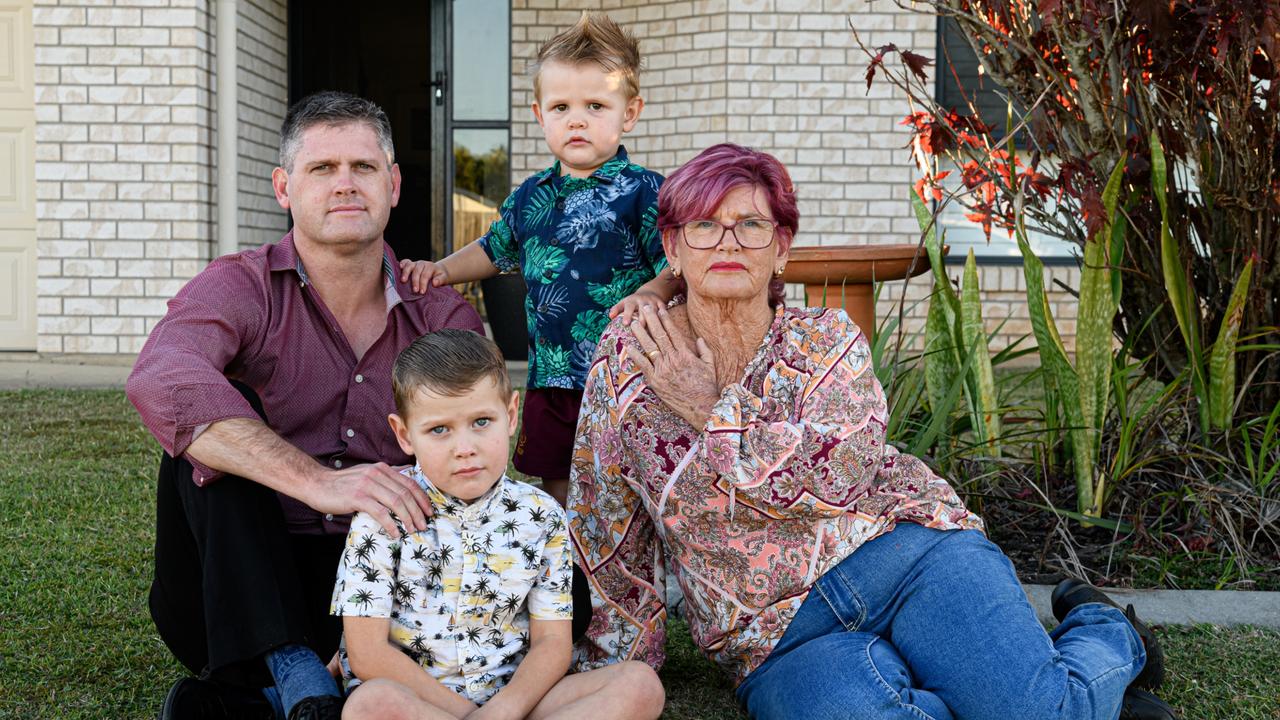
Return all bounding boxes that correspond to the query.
[428,71,448,106]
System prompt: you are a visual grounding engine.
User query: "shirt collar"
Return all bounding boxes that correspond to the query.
[536,145,630,186]
[409,465,510,521]
[270,229,405,310]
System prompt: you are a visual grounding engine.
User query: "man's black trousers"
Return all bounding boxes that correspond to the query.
[149,385,342,688]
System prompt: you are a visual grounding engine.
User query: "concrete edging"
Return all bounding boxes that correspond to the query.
[1023,584,1280,629]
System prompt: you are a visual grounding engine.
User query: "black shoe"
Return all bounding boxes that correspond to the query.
[287,695,344,720]
[1119,689,1179,720]
[158,677,275,720]
[1051,578,1166,690]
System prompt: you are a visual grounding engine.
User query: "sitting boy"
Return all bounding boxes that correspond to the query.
[332,329,664,720]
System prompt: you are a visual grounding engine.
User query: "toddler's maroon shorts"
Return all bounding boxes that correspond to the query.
[512,387,584,481]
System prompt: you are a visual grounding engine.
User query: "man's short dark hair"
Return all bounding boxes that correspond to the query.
[392,330,512,418]
[279,91,395,171]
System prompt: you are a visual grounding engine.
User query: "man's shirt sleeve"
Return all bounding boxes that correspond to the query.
[125,258,267,481]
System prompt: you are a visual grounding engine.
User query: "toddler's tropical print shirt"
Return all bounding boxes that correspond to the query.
[568,305,985,685]
[332,470,573,703]
[477,146,666,389]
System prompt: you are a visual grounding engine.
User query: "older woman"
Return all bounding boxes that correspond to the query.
[566,144,1176,720]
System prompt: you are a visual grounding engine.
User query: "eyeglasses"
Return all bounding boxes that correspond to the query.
[680,218,777,249]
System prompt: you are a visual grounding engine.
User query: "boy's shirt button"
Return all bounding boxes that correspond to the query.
[548,237,559,246]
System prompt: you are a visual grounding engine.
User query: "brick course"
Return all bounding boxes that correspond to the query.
[33,0,287,354]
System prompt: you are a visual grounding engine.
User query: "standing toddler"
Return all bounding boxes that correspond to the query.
[403,13,677,505]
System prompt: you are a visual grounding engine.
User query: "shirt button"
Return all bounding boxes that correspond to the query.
[355,374,364,383]
[549,237,559,246]
[333,459,343,468]
[346,429,355,438]
[324,513,334,521]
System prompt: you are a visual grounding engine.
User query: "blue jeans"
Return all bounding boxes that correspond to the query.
[735,523,1145,720]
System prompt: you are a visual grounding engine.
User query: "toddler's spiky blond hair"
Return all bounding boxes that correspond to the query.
[530,12,642,100]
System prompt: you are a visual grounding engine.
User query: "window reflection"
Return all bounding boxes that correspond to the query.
[453,0,510,122]
[454,130,509,207]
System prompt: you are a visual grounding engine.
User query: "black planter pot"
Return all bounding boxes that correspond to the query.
[480,272,529,361]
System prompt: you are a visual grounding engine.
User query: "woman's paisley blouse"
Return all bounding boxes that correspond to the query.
[567,303,984,685]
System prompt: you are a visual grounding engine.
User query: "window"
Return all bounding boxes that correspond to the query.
[449,0,511,255]
[934,17,1076,263]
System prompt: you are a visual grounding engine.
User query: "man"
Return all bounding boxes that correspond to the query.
[127,92,484,720]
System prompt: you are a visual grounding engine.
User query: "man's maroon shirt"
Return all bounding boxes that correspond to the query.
[127,231,484,534]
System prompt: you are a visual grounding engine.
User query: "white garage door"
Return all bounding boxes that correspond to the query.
[0,1,35,350]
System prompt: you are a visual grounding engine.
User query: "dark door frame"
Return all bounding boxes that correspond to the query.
[285,1,510,261]
[429,0,449,261]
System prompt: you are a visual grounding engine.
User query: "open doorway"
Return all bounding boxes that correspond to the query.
[288,0,445,261]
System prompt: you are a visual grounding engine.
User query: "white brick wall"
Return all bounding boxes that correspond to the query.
[235,0,288,250]
[29,0,1077,356]
[876,262,1081,353]
[34,0,214,355]
[510,0,1080,353]
[33,0,287,354]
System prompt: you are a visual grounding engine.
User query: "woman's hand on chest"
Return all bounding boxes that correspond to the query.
[626,305,721,428]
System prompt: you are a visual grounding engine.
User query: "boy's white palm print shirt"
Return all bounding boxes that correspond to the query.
[331,469,573,703]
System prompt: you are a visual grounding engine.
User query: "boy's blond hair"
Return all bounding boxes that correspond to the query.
[392,330,512,419]
[530,12,642,100]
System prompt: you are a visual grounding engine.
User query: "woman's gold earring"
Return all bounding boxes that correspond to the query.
[672,267,682,278]
[775,266,785,276]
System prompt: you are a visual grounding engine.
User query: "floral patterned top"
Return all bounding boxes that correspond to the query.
[331,469,574,703]
[477,146,666,389]
[567,304,984,685]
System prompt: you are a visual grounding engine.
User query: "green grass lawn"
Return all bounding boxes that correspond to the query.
[2,390,1278,719]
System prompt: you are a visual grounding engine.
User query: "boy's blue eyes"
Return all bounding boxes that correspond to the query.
[427,417,492,434]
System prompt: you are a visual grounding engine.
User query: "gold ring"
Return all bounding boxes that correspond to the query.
[644,349,661,360]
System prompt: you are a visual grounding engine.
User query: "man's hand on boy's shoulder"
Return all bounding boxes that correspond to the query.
[303,461,433,536]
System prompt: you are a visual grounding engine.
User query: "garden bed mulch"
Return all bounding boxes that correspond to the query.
[981,495,1280,592]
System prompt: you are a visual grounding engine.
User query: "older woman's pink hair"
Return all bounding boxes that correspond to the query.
[657,143,799,304]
